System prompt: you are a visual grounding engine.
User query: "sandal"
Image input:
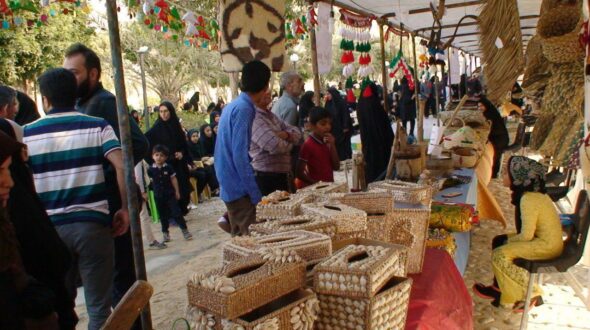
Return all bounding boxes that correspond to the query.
[473,283,501,300]
[512,296,544,313]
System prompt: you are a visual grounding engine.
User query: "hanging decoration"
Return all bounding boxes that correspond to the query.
[128,0,220,50]
[338,8,374,98]
[389,50,415,91]
[0,0,85,31]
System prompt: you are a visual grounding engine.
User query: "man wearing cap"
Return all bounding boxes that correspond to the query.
[215,60,271,236]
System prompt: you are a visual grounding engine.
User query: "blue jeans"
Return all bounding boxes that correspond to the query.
[56,222,114,330]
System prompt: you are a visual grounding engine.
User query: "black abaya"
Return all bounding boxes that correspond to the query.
[145,102,193,212]
[480,97,509,177]
[325,87,352,160]
[357,83,395,183]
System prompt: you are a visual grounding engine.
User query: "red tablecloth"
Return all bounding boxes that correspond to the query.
[405,249,473,330]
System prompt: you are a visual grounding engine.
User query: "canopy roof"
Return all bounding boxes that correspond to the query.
[326,0,541,56]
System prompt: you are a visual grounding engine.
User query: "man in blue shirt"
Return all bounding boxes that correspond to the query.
[215,61,271,236]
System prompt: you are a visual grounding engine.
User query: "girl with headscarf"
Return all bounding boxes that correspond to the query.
[398,77,417,136]
[298,91,315,129]
[473,156,562,312]
[325,87,352,161]
[478,97,509,178]
[145,101,193,213]
[357,83,395,183]
[187,128,219,196]
[199,124,216,157]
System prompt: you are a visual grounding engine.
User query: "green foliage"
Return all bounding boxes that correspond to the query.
[0,9,94,85]
[141,110,207,133]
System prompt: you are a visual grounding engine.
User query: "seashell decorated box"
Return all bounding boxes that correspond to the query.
[368,180,433,206]
[300,202,367,236]
[256,191,314,221]
[222,230,332,266]
[313,243,408,298]
[186,289,319,330]
[249,215,337,239]
[315,276,413,330]
[390,202,431,274]
[187,254,306,319]
[324,189,394,214]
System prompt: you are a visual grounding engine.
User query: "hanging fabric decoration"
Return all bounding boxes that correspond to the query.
[307,6,318,29]
[338,8,374,82]
[389,50,415,90]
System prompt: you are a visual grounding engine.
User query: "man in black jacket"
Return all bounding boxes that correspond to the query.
[63,43,149,328]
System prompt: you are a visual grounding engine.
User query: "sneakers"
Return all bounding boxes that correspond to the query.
[182,229,193,240]
[163,232,171,242]
[148,240,167,250]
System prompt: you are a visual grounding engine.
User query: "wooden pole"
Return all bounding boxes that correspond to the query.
[411,33,423,142]
[105,1,152,329]
[309,24,322,106]
[378,20,389,113]
[447,47,452,100]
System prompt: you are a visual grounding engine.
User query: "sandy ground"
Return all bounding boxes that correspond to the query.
[74,175,590,329]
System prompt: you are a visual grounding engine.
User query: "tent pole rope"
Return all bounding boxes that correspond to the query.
[379,19,389,114]
[105,1,152,329]
[412,33,423,142]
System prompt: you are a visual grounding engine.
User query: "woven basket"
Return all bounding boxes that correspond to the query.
[187,289,319,330]
[315,276,413,330]
[256,193,313,221]
[324,189,394,214]
[301,202,367,234]
[368,180,432,206]
[187,255,306,319]
[389,203,431,274]
[314,244,408,298]
[249,215,337,239]
[296,181,348,196]
[542,21,584,64]
[222,230,332,266]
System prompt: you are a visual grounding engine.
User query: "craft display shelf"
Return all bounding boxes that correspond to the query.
[222,230,332,266]
[315,276,413,330]
[188,289,319,330]
[256,193,314,221]
[301,202,367,235]
[187,255,306,319]
[368,180,433,206]
[249,215,337,239]
[314,243,408,298]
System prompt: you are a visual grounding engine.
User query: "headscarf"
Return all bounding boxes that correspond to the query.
[209,111,220,126]
[298,91,315,127]
[0,120,24,164]
[186,128,202,160]
[479,97,509,148]
[508,156,547,233]
[145,101,187,155]
[14,91,40,126]
[357,82,394,183]
[199,124,215,157]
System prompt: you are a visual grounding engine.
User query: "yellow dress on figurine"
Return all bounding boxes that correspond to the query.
[492,192,563,305]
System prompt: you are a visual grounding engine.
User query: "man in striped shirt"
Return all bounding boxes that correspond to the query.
[23,68,129,330]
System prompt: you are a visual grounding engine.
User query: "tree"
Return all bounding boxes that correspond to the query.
[0,9,94,89]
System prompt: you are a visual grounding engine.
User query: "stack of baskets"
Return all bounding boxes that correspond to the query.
[249,215,338,239]
[256,192,314,221]
[313,240,412,329]
[186,254,320,329]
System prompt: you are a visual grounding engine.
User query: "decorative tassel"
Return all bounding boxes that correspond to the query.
[346,89,356,103]
[362,85,372,97]
[345,77,354,89]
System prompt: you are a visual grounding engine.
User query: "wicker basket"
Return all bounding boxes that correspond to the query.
[186,289,319,330]
[315,276,413,330]
[325,189,394,214]
[256,193,313,221]
[187,255,306,319]
[314,243,408,298]
[222,230,332,266]
[368,180,432,206]
[301,202,367,235]
[296,181,348,195]
[249,215,337,239]
[389,203,431,274]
